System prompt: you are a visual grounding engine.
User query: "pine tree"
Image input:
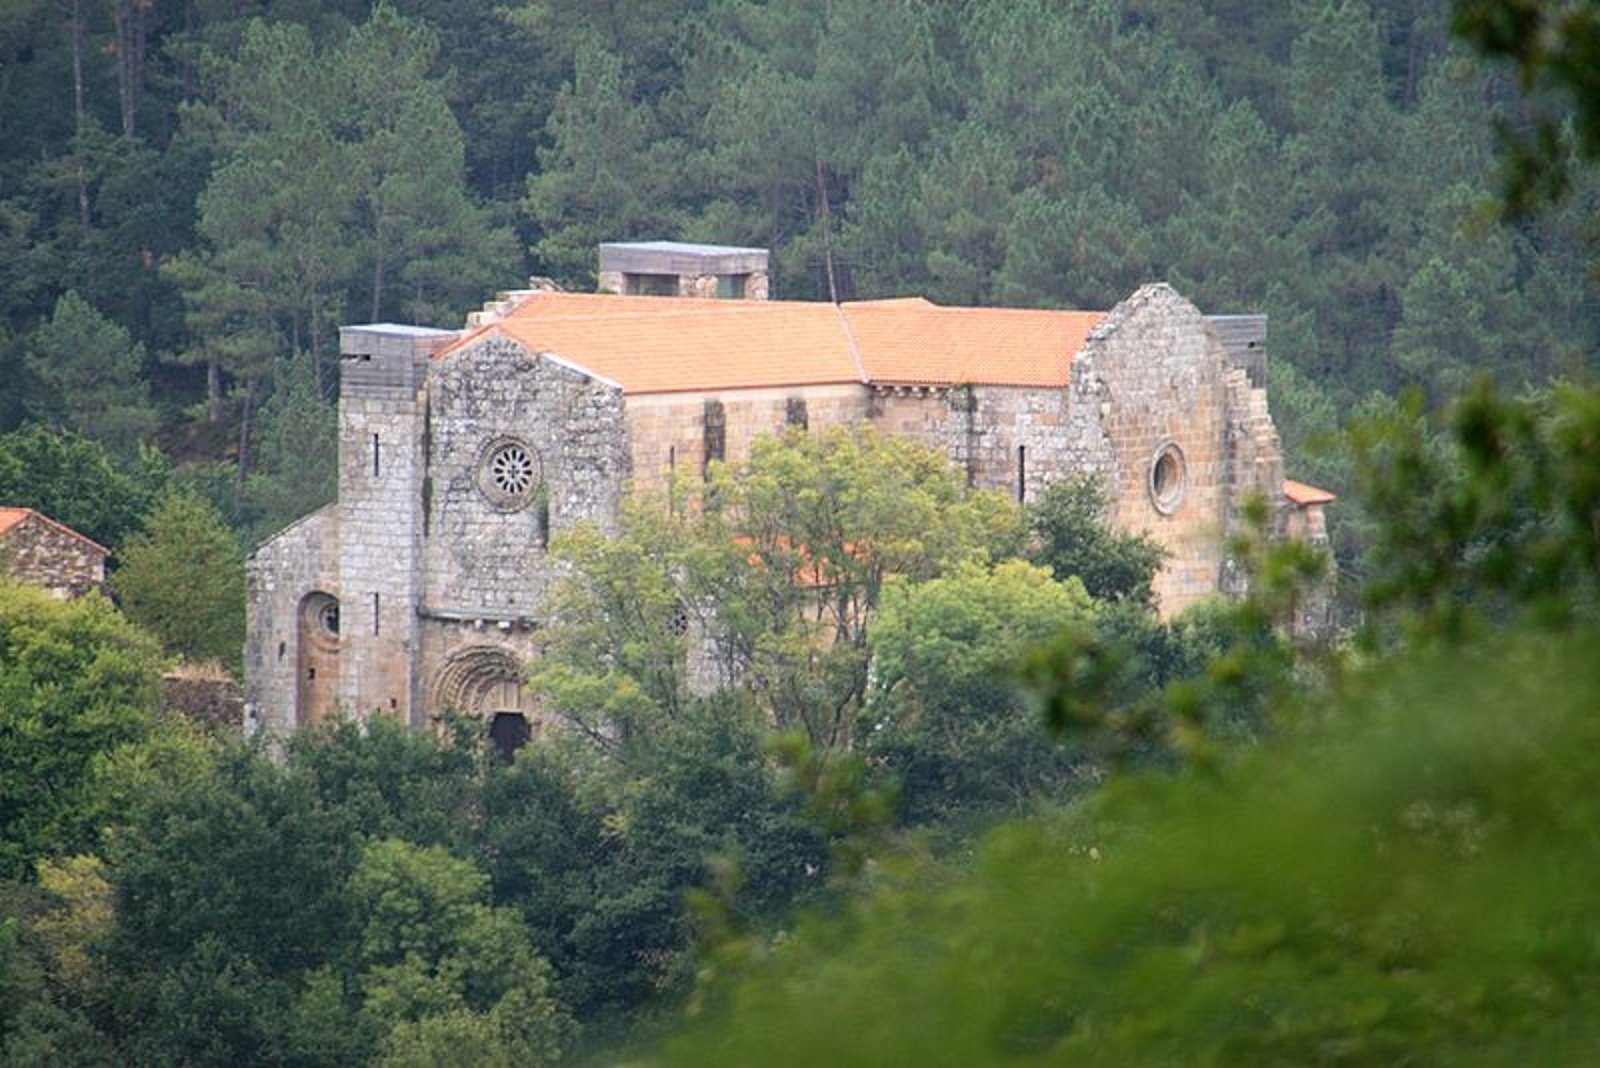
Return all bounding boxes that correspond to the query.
[24,289,156,460]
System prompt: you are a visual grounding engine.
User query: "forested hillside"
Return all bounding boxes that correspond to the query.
[1,0,1595,560]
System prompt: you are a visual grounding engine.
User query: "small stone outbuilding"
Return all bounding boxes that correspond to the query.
[0,507,108,599]
[246,243,1329,741]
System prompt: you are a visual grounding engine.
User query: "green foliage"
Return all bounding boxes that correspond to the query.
[524,44,687,285]
[288,716,483,851]
[536,426,1023,750]
[1352,377,1600,636]
[531,499,705,738]
[0,425,166,549]
[1027,475,1167,606]
[351,838,571,1064]
[238,352,338,544]
[0,581,162,876]
[97,745,353,1063]
[23,290,156,460]
[170,6,514,420]
[708,426,1022,746]
[864,561,1096,823]
[1453,0,1600,214]
[662,627,1600,1065]
[111,491,244,673]
[482,699,826,1020]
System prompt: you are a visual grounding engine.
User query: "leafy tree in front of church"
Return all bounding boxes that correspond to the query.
[862,560,1097,824]
[534,426,1024,752]
[652,377,1600,1065]
[1027,475,1167,607]
[349,838,572,1065]
[111,491,244,673]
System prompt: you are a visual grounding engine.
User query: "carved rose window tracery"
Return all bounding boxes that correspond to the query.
[478,437,543,511]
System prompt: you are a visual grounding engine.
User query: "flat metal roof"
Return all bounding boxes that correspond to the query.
[600,240,767,257]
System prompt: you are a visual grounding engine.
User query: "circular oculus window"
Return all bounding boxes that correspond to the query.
[479,438,541,510]
[300,592,340,651]
[1149,442,1186,515]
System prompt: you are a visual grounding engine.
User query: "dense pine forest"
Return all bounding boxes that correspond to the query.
[3,1,1600,1064]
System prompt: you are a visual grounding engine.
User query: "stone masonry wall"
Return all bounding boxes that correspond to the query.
[244,506,339,736]
[625,384,869,493]
[597,270,770,301]
[423,336,629,620]
[869,385,1087,502]
[161,673,245,733]
[0,515,105,598]
[338,381,426,725]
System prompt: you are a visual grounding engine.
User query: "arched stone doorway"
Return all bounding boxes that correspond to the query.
[428,645,545,761]
[295,591,340,728]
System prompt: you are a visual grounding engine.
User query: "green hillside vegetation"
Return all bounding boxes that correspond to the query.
[665,630,1600,1066]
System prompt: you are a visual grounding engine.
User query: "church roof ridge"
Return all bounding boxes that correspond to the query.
[439,291,1106,394]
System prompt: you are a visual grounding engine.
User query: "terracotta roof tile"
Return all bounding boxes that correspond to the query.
[1282,479,1336,506]
[440,293,1104,394]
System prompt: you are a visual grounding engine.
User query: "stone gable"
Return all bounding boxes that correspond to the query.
[0,508,107,600]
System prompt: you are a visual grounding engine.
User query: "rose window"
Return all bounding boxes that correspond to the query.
[478,438,542,511]
[489,444,536,496]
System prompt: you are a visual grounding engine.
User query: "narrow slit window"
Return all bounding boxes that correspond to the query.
[372,593,380,636]
[703,400,726,480]
[371,434,381,477]
[1017,445,1027,503]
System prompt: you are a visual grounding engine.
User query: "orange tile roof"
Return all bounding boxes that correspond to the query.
[442,293,1104,394]
[1282,479,1336,506]
[0,507,109,553]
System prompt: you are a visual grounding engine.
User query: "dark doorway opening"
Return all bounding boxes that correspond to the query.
[489,712,531,763]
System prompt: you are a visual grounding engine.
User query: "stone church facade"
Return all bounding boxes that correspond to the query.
[245,243,1324,740]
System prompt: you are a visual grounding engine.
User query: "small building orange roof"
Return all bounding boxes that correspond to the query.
[0,507,109,553]
[1282,479,1336,506]
[441,293,1105,395]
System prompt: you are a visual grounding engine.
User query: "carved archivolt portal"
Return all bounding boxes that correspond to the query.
[427,644,529,716]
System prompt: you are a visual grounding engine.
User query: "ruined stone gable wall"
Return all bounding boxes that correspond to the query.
[244,506,339,736]
[0,515,105,598]
[625,384,870,492]
[1076,284,1244,615]
[1220,367,1286,596]
[422,336,630,626]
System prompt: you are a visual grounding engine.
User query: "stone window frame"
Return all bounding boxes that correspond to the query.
[477,436,544,513]
[1148,440,1187,515]
[300,591,341,652]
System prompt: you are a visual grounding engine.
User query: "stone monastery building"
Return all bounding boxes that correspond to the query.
[246,242,1326,740]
